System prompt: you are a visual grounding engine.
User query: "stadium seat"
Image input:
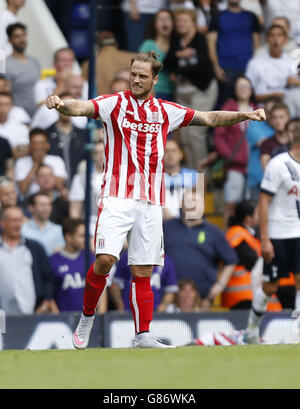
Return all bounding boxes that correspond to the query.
[72,3,90,28]
[70,29,89,59]
[204,192,225,230]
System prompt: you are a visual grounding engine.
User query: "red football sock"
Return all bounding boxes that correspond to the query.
[83,263,108,316]
[129,275,153,334]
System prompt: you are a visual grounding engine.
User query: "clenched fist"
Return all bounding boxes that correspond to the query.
[248,109,266,122]
[46,95,65,111]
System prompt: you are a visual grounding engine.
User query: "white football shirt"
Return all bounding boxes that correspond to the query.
[245,53,294,96]
[0,120,29,148]
[15,154,68,197]
[260,151,300,239]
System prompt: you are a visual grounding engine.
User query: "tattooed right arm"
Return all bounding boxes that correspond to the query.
[46,95,95,118]
[190,109,266,127]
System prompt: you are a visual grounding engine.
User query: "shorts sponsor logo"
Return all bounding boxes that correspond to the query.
[98,237,105,249]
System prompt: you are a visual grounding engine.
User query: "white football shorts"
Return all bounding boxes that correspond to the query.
[94,197,164,266]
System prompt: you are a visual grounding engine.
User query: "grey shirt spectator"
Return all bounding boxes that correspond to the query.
[0,205,56,314]
[6,55,41,118]
[5,22,41,118]
[21,193,65,256]
[0,236,37,313]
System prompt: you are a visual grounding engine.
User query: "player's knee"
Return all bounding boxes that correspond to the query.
[130,265,153,277]
[262,281,279,297]
[94,254,116,275]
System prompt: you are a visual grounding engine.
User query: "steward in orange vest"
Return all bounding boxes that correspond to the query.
[223,224,257,309]
[222,201,282,310]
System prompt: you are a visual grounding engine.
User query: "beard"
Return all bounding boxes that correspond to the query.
[13,43,26,53]
[130,82,153,100]
[228,0,240,7]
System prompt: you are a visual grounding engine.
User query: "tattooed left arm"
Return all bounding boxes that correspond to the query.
[189,109,266,127]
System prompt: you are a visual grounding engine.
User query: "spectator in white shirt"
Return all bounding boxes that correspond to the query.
[0,0,26,57]
[31,74,88,130]
[15,128,68,199]
[261,0,300,41]
[285,70,300,119]
[0,77,30,125]
[245,24,300,103]
[0,91,29,159]
[255,16,299,59]
[33,47,86,108]
[0,177,18,209]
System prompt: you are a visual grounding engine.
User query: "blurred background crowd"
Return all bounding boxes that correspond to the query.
[0,0,299,316]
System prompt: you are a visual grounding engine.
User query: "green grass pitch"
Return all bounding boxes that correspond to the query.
[1,344,300,389]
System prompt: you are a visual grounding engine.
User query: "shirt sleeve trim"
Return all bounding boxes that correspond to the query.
[180,109,196,128]
[260,187,275,196]
[89,99,100,120]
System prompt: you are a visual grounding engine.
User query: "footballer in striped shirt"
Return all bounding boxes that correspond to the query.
[47,51,265,349]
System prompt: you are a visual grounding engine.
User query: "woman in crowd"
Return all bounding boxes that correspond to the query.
[193,0,222,33]
[213,75,258,227]
[166,278,204,312]
[139,8,176,101]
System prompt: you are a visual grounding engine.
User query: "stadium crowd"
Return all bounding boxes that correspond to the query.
[0,0,299,315]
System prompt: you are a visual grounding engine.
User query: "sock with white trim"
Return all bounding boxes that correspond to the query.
[247,287,270,329]
[129,275,153,334]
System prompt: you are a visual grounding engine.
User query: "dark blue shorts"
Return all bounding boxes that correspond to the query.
[263,238,300,282]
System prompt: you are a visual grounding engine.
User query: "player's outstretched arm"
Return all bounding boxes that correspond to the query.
[189,108,266,127]
[46,95,95,118]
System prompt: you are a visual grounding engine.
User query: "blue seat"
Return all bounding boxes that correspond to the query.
[72,3,90,28]
[70,28,89,58]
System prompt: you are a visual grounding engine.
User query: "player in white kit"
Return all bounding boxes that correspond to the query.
[46,51,265,349]
[245,121,300,343]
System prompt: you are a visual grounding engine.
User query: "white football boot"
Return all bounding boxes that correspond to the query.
[243,326,261,344]
[132,332,176,348]
[73,313,95,350]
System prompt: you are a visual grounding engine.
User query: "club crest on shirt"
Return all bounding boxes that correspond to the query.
[152,111,159,122]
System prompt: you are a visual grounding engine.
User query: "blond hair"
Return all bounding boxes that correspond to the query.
[173,8,198,24]
[130,51,163,77]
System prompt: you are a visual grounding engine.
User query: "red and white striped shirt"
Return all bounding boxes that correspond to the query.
[90,90,195,206]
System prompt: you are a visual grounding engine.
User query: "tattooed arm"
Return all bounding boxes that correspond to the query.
[46,95,95,118]
[189,109,266,127]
